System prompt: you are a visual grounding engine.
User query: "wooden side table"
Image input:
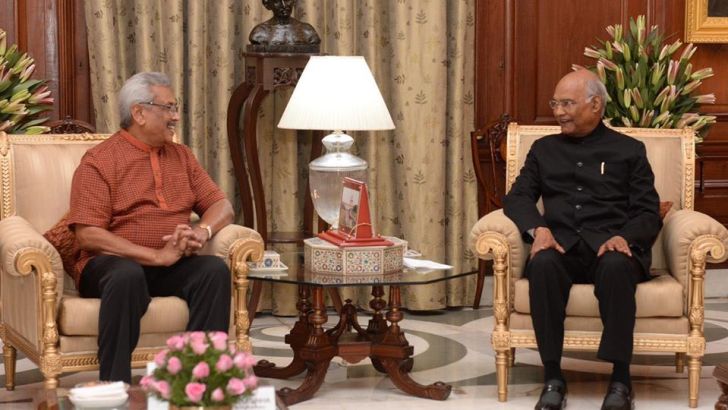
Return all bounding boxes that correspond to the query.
[227,51,320,242]
[226,52,341,315]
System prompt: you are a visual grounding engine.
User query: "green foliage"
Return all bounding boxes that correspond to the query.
[0,29,53,134]
[582,15,715,142]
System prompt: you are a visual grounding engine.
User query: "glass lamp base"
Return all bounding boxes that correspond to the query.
[309,168,367,228]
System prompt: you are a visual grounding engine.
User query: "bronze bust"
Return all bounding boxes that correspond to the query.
[248,0,321,53]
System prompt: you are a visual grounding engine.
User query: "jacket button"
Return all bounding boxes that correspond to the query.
[575,204,582,210]
[577,161,583,167]
[576,228,582,233]
[577,186,583,191]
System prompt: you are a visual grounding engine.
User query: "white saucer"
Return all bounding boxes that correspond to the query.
[249,261,288,272]
[69,391,128,408]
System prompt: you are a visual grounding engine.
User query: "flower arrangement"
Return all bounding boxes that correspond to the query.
[582,15,715,142]
[141,332,258,408]
[0,29,53,134]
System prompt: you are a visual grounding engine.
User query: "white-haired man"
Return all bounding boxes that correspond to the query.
[504,69,662,410]
[68,72,234,383]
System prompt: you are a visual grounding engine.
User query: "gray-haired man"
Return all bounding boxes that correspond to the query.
[69,72,234,382]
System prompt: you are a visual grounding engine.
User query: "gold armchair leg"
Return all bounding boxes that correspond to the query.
[675,352,685,373]
[496,349,509,401]
[508,347,515,367]
[688,356,701,408]
[3,343,16,391]
[43,376,58,390]
[40,352,61,390]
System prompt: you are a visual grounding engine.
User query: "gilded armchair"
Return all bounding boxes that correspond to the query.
[470,124,728,408]
[0,131,264,389]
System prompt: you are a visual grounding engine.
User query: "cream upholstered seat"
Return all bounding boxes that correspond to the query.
[470,124,728,408]
[0,132,263,389]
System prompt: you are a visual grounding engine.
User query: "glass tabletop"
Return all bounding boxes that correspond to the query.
[246,250,477,287]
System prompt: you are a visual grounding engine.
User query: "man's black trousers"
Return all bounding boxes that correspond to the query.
[79,254,231,383]
[525,239,648,365]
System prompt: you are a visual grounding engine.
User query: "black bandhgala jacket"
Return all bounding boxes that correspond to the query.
[503,122,662,273]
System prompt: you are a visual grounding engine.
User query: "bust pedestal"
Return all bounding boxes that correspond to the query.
[227,52,343,316]
[227,51,322,243]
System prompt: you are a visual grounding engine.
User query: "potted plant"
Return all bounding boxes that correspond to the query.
[0,28,53,134]
[141,332,258,410]
[582,15,715,142]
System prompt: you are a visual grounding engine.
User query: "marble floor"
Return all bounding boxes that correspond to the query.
[2,300,728,409]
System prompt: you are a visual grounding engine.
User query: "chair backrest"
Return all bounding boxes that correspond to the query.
[505,123,696,270]
[0,132,110,233]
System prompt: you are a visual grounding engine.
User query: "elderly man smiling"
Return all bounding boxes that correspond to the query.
[503,69,662,410]
[68,72,234,383]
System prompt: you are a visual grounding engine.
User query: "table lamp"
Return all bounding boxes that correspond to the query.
[278,56,395,244]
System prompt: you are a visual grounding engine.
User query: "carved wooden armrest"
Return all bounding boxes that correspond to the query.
[199,224,262,260]
[661,209,728,335]
[199,224,263,353]
[470,209,529,326]
[470,209,528,279]
[662,209,728,292]
[0,216,63,279]
[0,215,64,357]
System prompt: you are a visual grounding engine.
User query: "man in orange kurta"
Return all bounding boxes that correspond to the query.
[69,72,234,383]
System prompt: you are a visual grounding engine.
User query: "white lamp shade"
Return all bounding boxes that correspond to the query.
[278,56,395,131]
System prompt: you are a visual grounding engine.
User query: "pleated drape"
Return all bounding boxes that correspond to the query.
[84,0,477,314]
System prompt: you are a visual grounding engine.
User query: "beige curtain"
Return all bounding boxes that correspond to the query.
[85,0,477,314]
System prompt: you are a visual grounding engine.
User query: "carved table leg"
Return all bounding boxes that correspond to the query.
[326,299,368,343]
[367,285,388,340]
[372,285,452,400]
[714,363,728,410]
[254,285,312,379]
[277,286,336,406]
[717,380,728,410]
[367,285,389,373]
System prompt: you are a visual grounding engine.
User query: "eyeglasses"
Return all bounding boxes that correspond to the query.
[548,96,594,110]
[139,101,179,114]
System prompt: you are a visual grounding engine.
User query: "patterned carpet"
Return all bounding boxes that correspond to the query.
[2,301,728,409]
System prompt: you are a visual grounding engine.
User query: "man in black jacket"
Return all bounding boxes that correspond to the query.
[503,69,662,410]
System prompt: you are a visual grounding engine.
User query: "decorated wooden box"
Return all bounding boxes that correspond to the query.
[304,236,407,275]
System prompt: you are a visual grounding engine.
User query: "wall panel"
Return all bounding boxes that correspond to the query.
[0,0,92,125]
[475,0,728,226]
[0,1,17,45]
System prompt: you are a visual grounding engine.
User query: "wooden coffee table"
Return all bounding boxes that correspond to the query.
[247,258,478,406]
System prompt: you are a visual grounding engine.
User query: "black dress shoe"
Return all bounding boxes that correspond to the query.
[601,381,634,410]
[535,379,567,410]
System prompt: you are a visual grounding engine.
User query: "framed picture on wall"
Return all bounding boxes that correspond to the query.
[686,0,728,43]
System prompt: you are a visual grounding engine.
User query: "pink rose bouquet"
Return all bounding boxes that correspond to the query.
[141,331,257,407]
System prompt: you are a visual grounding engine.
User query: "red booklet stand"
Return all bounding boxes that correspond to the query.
[318,178,394,247]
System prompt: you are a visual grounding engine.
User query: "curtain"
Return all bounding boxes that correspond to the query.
[84,0,477,314]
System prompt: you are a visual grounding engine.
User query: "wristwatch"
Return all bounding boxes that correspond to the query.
[198,223,212,240]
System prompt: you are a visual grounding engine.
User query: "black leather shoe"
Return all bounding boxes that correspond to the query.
[601,381,634,410]
[535,379,567,410]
